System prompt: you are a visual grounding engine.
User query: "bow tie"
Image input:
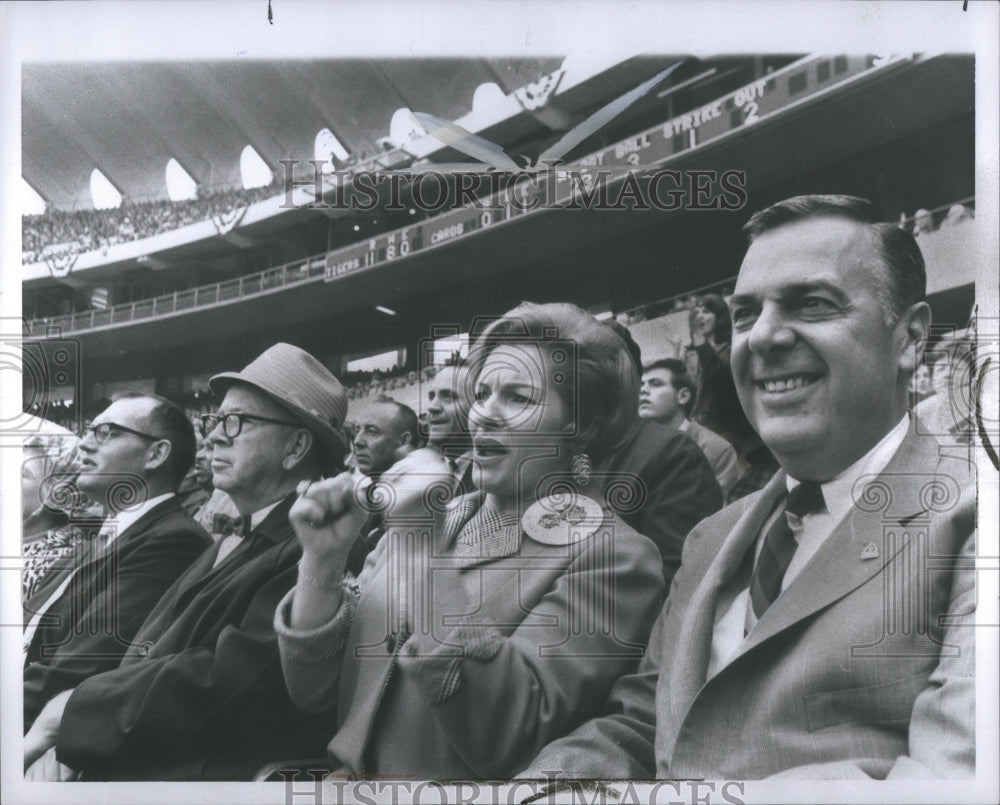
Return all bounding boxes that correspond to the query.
[212,513,251,538]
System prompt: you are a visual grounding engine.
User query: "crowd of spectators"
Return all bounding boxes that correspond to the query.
[22,185,278,264]
[341,365,440,401]
[904,201,974,239]
[26,363,450,441]
[17,194,983,788]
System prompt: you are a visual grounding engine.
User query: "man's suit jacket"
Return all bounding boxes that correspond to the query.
[683,419,742,496]
[277,493,665,780]
[345,447,455,575]
[54,494,333,781]
[23,498,211,728]
[598,419,723,587]
[526,428,976,779]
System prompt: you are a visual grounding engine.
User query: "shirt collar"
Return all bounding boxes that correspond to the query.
[786,414,910,524]
[101,492,175,545]
[249,499,283,532]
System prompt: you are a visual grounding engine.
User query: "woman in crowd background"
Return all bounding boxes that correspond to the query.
[21,419,102,602]
[686,295,775,495]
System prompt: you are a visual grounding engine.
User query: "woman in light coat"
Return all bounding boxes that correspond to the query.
[275,302,664,779]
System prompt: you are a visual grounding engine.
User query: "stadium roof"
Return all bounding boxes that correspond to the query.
[22,58,565,210]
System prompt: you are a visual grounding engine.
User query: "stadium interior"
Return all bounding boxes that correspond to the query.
[22,52,976,431]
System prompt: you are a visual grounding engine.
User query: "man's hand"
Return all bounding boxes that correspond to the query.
[24,689,72,770]
[24,747,78,781]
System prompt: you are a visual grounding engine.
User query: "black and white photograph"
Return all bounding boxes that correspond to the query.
[1,1,997,803]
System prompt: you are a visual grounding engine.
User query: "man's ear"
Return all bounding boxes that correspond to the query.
[677,387,692,407]
[145,439,172,473]
[896,301,932,373]
[282,428,314,470]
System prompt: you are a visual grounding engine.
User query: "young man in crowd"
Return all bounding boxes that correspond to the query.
[599,321,724,586]
[639,358,743,496]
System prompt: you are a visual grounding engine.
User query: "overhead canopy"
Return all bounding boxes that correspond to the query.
[23,58,564,210]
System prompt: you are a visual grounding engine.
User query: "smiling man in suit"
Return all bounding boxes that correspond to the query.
[24,343,350,781]
[23,392,212,729]
[524,195,977,780]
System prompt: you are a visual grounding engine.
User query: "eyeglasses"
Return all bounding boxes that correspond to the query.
[85,422,164,445]
[201,412,300,439]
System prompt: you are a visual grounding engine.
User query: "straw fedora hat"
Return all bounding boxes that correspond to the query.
[209,343,349,468]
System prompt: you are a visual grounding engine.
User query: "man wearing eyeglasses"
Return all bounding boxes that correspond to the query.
[24,392,212,732]
[24,344,350,781]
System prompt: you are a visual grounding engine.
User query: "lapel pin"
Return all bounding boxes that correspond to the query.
[860,542,880,560]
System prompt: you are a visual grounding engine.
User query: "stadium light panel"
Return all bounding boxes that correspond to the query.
[90,169,122,210]
[240,145,274,190]
[472,82,506,113]
[21,178,46,216]
[315,128,350,173]
[389,108,424,152]
[166,158,198,201]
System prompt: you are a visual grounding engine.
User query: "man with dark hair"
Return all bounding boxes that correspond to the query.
[24,343,350,780]
[24,393,211,729]
[112,391,198,490]
[525,194,975,779]
[742,193,927,325]
[600,320,724,586]
[640,358,742,495]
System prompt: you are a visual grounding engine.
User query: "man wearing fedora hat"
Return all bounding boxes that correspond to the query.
[24,343,349,781]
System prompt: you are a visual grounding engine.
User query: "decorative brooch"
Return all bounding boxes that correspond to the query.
[522,494,604,546]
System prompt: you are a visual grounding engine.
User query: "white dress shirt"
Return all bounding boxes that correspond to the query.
[211,498,283,567]
[707,416,910,678]
[97,492,176,548]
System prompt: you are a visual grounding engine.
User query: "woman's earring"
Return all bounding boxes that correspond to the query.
[571,451,593,487]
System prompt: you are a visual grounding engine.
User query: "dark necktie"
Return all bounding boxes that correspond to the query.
[749,481,825,618]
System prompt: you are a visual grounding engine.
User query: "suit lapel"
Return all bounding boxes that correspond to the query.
[171,494,294,604]
[671,471,787,715]
[103,498,178,549]
[24,500,175,623]
[735,429,943,657]
[24,500,179,656]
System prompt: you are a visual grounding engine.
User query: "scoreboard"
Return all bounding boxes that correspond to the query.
[325,206,506,279]
[325,204,521,280]
[323,54,912,283]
